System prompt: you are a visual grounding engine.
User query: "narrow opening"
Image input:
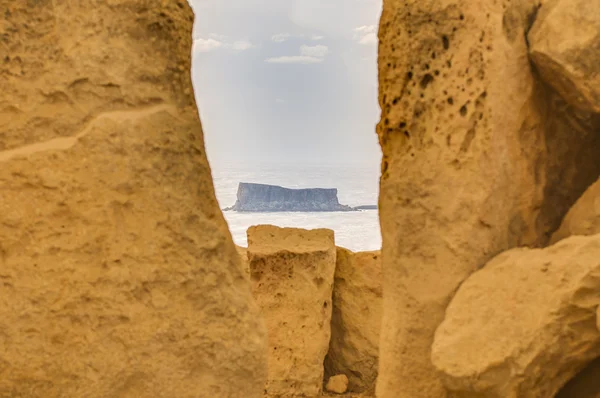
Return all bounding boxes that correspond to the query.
[189,2,383,395]
[190,0,383,252]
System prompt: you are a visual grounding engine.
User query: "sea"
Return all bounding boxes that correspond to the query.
[211,163,382,252]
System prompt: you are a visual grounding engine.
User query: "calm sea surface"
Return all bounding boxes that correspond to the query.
[211,163,382,251]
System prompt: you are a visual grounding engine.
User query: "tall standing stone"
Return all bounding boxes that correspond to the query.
[376,0,600,396]
[0,1,266,397]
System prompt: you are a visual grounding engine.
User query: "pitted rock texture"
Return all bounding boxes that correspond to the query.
[529,0,600,113]
[0,2,266,397]
[551,177,600,244]
[432,234,600,397]
[376,0,600,396]
[247,225,336,397]
[325,248,382,394]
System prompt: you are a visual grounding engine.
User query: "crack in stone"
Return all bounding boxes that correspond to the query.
[0,104,175,163]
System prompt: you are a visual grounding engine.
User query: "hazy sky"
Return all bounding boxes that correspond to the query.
[188,0,382,167]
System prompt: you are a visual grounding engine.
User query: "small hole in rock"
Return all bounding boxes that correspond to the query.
[420,73,434,89]
[442,35,450,50]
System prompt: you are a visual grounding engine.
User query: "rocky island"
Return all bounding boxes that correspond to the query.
[225,182,360,212]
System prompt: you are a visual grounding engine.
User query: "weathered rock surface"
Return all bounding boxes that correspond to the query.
[236,244,250,274]
[226,182,355,212]
[326,374,350,394]
[529,0,600,113]
[432,234,600,397]
[0,2,266,397]
[247,225,336,397]
[325,248,382,393]
[551,177,600,244]
[376,0,600,396]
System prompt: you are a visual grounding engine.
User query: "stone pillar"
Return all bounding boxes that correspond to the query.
[0,1,266,397]
[375,0,600,395]
[247,225,336,397]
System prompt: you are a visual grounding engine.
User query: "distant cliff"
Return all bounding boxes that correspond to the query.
[225,183,356,212]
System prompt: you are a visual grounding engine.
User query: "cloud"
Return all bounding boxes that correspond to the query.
[354,25,377,34]
[311,34,324,41]
[358,32,377,45]
[300,44,329,57]
[232,40,254,51]
[209,33,228,41]
[194,35,255,53]
[265,56,324,64]
[194,38,223,53]
[353,25,378,45]
[266,43,329,65]
[271,33,291,43]
[275,98,286,104]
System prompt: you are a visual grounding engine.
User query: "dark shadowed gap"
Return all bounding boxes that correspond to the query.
[556,356,600,397]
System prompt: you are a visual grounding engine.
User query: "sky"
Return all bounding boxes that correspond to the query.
[188,0,383,167]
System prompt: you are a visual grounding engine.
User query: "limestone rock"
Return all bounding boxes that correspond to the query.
[326,374,349,394]
[247,225,336,397]
[0,2,266,397]
[376,0,600,396]
[551,177,600,244]
[432,234,600,397]
[236,245,250,274]
[529,0,600,113]
[325,248,382,393]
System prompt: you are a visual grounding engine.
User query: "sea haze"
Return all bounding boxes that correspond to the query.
[212,162,381,251]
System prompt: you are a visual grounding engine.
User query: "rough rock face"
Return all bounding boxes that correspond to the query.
[247,225,336,397]
[432,234,600,397]
[528,0,600,113]
[551,177,600,244]
[236,244,250,274]
[376,0,600,395]
[325,248,382,393]
[227,182,355,212]
[0,2,266,397]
